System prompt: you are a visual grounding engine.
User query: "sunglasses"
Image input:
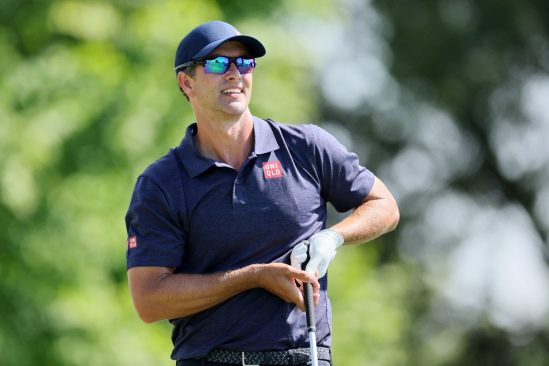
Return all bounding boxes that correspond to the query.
[174,56,256,74]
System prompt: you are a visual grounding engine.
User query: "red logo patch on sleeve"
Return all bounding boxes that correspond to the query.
[128,237,137,249]
[263,161,283,179]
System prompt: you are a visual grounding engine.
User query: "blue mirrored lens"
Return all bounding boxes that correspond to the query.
[204,57,230,74]
[236,58,255,74]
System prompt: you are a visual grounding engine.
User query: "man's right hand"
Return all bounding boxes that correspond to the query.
[254,263,320,312]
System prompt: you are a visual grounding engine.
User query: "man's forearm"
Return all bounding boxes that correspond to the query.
[129,265,260,323]
[128,263,318,323]
[330,178,400,245]
[331,196,399,245]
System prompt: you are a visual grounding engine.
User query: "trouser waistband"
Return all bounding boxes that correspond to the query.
[176,360,333,366]
[177,347,332,366]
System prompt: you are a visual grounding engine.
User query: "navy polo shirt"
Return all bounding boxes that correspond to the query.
[125,117,374,360]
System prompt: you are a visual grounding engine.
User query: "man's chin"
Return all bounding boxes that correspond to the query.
[221,102,249,116]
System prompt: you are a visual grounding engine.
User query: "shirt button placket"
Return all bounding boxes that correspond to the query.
[233,175,244,210]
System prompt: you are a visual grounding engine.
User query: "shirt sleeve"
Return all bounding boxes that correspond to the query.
[125,176,186,269]
[312,125,375,212]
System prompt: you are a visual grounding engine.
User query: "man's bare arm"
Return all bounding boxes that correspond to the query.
[331,176,400,245]
[127,263,319,323]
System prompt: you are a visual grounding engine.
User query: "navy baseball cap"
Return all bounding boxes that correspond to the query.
[174,21,266,73]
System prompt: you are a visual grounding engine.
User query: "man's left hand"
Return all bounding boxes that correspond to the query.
[291,229,344,279]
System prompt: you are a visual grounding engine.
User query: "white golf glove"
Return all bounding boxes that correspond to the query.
[291,229,344,279]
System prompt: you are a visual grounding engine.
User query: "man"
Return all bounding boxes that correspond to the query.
[126,21,399,366]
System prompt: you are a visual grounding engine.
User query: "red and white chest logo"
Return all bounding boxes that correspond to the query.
[128,237,137,249]
[263,161,283,179]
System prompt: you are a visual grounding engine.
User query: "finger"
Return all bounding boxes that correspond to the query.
[316,254,330,278]
[294,277,304,287]
[293,243,308,254]
[311,276,320,290]
[305,254,323,275]
[291,250,308,271]
[313,282,320,305]
[312,270,320,306]
[291,268,317,285]
[317,264,327,279]
[291,258,305,271]
[295,252,307,263]
[294,253,307,263]
[284,277,306,311]
[292,286,305,312]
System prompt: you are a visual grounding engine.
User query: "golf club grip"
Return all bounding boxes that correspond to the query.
[301,242,316,333]
[304,282,316,332]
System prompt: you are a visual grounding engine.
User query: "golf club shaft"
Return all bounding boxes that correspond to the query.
[308,330,318,366]
[301,241,319,366]
[304,282,318,366]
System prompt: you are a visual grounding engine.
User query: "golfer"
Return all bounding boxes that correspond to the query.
[125,20,399,366]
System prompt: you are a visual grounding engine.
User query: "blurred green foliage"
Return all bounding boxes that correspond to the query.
[2,0,549,366]
[0,1,332,365]
[322,0,549,365]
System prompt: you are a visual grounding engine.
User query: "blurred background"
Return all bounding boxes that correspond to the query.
[2,0,549,365]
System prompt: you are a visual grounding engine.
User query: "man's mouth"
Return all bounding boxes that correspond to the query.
[222,88,242,95]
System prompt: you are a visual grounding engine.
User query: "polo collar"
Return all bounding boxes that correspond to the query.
[177,117,279,179]
[252,116,279,155]
[177,123,214,178]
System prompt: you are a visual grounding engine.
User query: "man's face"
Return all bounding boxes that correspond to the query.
[189,41,253,118]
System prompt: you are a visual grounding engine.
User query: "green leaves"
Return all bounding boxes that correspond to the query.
[0,2,324,365]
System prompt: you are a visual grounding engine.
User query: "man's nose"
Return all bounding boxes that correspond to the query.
[224,62,242,79]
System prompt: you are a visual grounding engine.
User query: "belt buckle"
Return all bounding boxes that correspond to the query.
[242,351,259,366]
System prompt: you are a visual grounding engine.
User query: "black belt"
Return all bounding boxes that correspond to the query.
[189,347,332,365]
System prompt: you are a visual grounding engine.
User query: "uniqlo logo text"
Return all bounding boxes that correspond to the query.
[128,237,137,249]
[263,161,283,179]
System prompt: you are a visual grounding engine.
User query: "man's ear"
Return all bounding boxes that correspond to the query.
[178,72,195,98]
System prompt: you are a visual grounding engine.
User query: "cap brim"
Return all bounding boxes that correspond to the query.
[192,35,266,60]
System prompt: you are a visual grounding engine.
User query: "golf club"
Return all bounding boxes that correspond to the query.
[302,242,319,366]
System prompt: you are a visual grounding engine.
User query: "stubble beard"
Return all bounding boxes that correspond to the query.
[216,93,250,117]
